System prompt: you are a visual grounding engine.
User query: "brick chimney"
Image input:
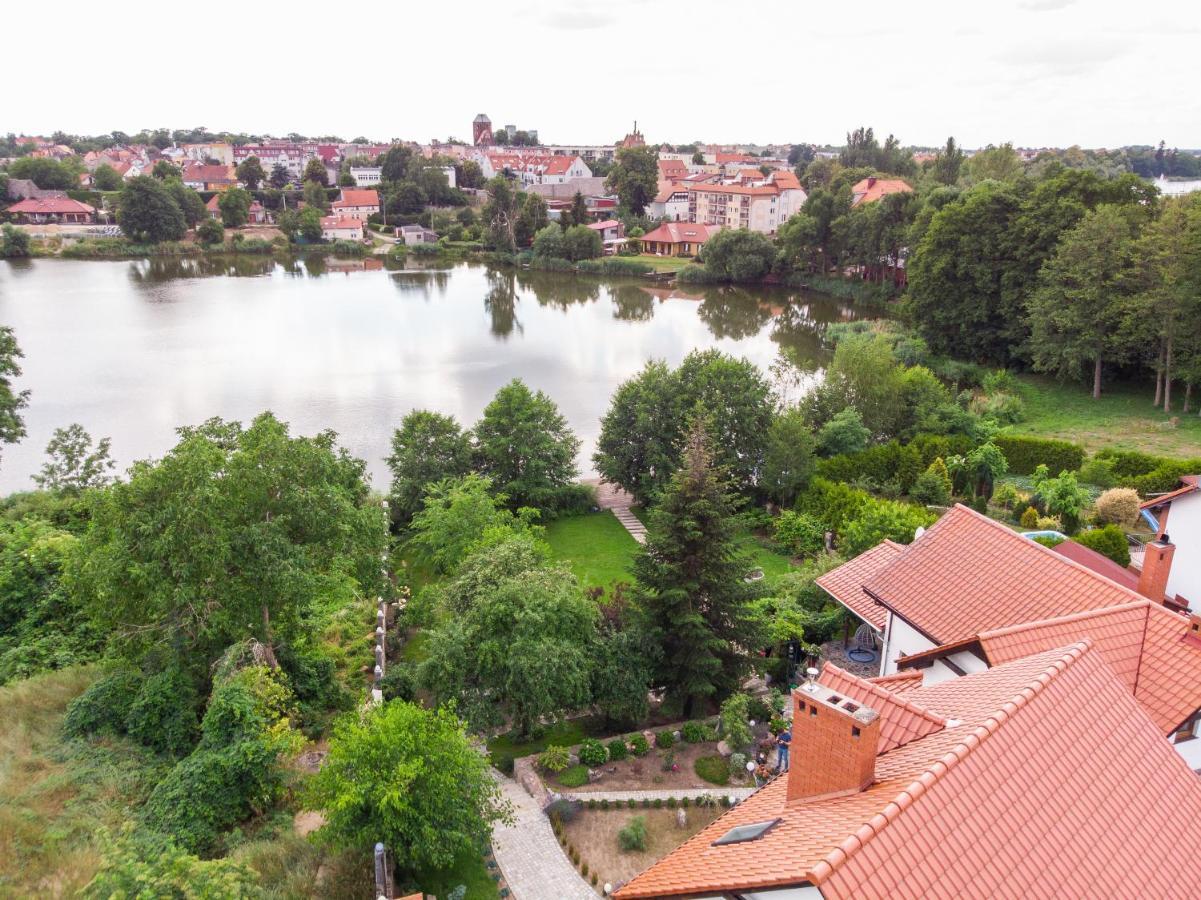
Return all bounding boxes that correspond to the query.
[1138,537,1175,604]
[787,674,880,805]
[867,176,878,188]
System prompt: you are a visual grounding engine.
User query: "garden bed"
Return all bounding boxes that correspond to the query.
[556,806,725,890]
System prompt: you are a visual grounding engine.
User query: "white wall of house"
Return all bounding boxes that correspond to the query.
[882,612,936,675]
[742,886,826,899]
[350,167,381,186]
[1163,494,1201,606]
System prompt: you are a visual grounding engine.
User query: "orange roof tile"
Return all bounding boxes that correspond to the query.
[332,189,379,208]
[817,662,948,752]
[1141,474,1199,509]
[863,505,1144,644]
[815,540,903,630]
[639,222,715,245]
[867,669,924,693]
[616,641,1201,898]
[850,176,913,206]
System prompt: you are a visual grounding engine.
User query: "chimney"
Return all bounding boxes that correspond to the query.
[867,176,877,188]
[1138,537,1175,604]
[787,673,880,805]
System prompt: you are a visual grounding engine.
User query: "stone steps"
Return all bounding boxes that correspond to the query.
[610,507,647,544]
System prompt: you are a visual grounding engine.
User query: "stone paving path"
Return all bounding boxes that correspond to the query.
[491,772,595,900]
[610,506,647,544]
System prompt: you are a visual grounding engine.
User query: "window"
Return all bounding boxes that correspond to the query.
[712,818,782,846]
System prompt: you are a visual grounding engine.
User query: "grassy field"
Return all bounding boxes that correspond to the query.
[633,254,702,273]
[486,715,609,773]
[545,511,639,590]
[1017,375,1201,458]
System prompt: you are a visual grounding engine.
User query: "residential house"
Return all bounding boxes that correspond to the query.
[349,167,382,187]
[6,197,95,224]
[644,186,690,221]
[687,171,806,234]
[525,178,610,201]
[639,222,716,257]
[480,153,592,185]
[5,179,66,201]
[319,216,364,241]
[204,195,272,224]
[1141,475,1201,604]
[330,189,380,221]
[398,225,438,245]
[181,163,237,191]
[816,504,1191,682]
[587,219,625,254]
[850,176,914,207]
[656,158,689,182]
[616,643,1201,899]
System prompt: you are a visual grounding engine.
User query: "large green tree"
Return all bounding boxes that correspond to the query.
[386,410,473,526]
[235,155,266,190]
[118,175,187,243]
[218,187,252,228]
[482,177,519,251]
[0,327,30,457]
[302,157,328,186]
[92,164,123,191]
[473,379,580,513]
[33,424,114,494]
[72,413,387,671]
[760,408,816,507]
[633,421,762,715]
[700,228,777,282]
[606,145,658,216]
[163,178,207,226]
[306,701,511,872]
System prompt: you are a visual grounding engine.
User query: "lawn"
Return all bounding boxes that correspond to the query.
[545,511,639,591]
[486,715,609,774]
[628,506,796,584]
[415,848,501,900]
[1016,374,1201,458]
[633,254,702,273]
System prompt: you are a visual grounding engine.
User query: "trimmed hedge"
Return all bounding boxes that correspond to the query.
[816,441,923,493]
[993,435,1085,476]
[1094,448,1201,495]
[576,257,653,276]
[1074,526,1131,567]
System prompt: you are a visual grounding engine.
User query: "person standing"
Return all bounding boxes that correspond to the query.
[774,726,792,774]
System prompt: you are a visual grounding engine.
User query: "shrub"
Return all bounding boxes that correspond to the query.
[588,799,597,810]
[1036,514,1063,531]
[1079,456,1118,488]
[772,511,826,556]
[557,765,589,788]
[667,796,677,808]
[1075,525,1131,567]
[816,408,870,456]
[1033,534,1065,549]
[694,754,730,786]
[379,665,416,703]
[747,696,772,722]
[577,738,608,767]
[642,797,650,808]
[628,798,637,808]
[591,874,598,886]
[841,499,936,555]
[991,482,1025,512]
[795,478,872,534]
[729,752,748,778]
[576,257,653,276]
[618,816,648,852]
[655,730,675,749]
[1020,506,1040,529]
[628,733,650,756]
[719,694,753,750]
[607,738,629,761]
[909,459,953,506]
[993,435,1085,475]
[600,799,609,810]
[681,720,707,743]
[63,667,141,738]
[125,667,199,756]
[660,750,675,772]
[546,798,580,825]
[653,797,663,809]
[1030,466,1090,534]
[680,796,691,807]
[539,744,571,773]
[1093,488,1141,528]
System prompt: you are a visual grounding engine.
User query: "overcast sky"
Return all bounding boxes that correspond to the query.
[8,0,1199,149]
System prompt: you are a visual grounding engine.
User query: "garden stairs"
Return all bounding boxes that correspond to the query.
[585,479,647,544]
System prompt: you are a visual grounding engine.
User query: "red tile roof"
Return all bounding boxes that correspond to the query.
[817,662,948,752]
[332,189,380,208]
[587,219,620,231]
[862,504,1145,644]
[616,641,1201,898]
[181,163,234,184]
[657,159,689,180]
[769,169,803,191]
[6,197,95,215]
[914,599,1201,735]
[815,540,903,630]
[851,176,913,206]
[1052,538,1141,591]
[639,222,715,245]
[1142,474,1200,509]
[867,669,924,693]
[320,216,363,230]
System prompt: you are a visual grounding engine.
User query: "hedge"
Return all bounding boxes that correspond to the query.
[910,433,975,467]
[993,435,1085,475]
[1094,448,1201,495]
[1074,526,1131,567]
[576,257,653,276]
[815,441,923,492]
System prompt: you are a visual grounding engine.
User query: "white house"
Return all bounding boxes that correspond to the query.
[350,166,382,187]
[320,216,364,241]
[330,189,380,221]
[645,186,690,221]
[1142,475,1201,607]
[480,153,592,185]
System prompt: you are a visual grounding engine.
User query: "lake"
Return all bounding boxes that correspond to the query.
[0,256,878,493]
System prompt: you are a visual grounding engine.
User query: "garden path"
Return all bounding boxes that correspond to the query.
[583,478,647,544]
[560,787,757,803]
[491,771,596,900]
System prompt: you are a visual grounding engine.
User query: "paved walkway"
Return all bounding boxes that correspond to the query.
[610,506,647,544]
[491,772,594,900]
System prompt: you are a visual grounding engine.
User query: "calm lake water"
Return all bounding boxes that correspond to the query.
[0,256,878,493]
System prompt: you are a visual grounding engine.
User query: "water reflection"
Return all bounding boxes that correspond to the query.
[391,269,451,300]
[128,254,277,283]
[516,270,601,309]
[697,288,773,340]
[610,284,655,322]
[484,269,521,338]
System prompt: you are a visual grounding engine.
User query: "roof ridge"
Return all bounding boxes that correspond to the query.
[820,662,948,728]
[979,598,1152,643]
[809,641,1093,886]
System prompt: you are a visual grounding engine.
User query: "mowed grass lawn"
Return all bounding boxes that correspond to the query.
[1017,375,1201,458]
[633,254,703,273]
[544,511,639,591]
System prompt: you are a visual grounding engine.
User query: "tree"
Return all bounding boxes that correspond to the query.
[33,424,114,493]
[567,191,589,228]
[0,327,29,456]
[386,410,473,526]
[302,157,328,186]
[307,701,511,873]
[816,408,870,456]
[197,217,224,246]
[699,228,777,283]
[0,225,31,260]
[72,413,386,671]
[606,146,658,216]
[842,500,935,555]
[419,536,596,734]
[82,826,263,899]
[118,176,187,243]
[163,179,207,226]
[1028,205,1141,398]
[93,163,123,191]
[379,145,413,183]
[760,409,816,506]
[965,441,1009,500]
[298,207,322,242]
[217,187,252,228]
[269,163,291,189]
[482,177,519,251]
[1030,465,1089,533]
[812,333,905,438]
[531,223,566,260]
[563,223,602,261]
[473,379,580,513]
[592,618,658,728]
[455,159,484,189]
[841,126,880,168]
[633,421,762,715]
[931,136,964,186]
[961,143,1023,185]
[151,160,178,179]
[235,155,266,190]
[594,351,774,503]
[514,193,549,247]
[302,179,329,213]
[8,157,77,190]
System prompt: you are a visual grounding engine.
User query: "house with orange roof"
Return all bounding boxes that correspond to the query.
[818,504,1189,682]
[319,216,364,241]
[645,185,690,222]
[850,175,914,207]
[479,153,591,185]
[1142,474,1201,604]
[6,197,96,224]
[204,195,272,225]
[688,171,806,235]
[617,642,1201,899]
[181,163,237,192]
[330,189,380,220]
[638,222,716,257]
